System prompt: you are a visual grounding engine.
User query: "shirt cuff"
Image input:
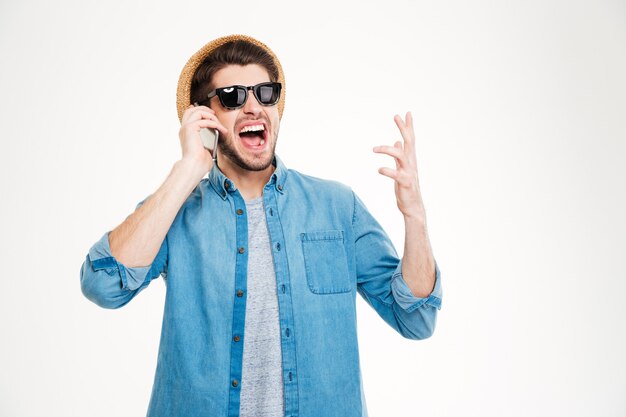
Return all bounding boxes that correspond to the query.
[88,232,152,291]
[391,259,442,312]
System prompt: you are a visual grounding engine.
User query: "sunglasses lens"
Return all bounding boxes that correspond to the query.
[257,85,275,104]
[255,83,281,105]
[219,87,247,109]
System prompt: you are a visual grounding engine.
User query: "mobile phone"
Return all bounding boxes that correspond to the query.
[199,127,219,158]
[193,102,219,159]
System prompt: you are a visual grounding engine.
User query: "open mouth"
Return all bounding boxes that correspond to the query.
[238,123,268,150]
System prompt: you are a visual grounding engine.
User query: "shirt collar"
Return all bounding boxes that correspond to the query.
[208,155,288,200]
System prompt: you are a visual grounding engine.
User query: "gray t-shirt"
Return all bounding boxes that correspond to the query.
[239,197,284,417]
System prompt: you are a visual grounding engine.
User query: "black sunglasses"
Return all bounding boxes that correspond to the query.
[202,82,282,110]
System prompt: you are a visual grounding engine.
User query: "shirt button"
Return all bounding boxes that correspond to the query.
[233,335,241,342]
[277,184,283,191]
[238,247,245,254]
[232,379,239,387]
[236,209,243,215]
[275,242,281,251]
[281,284,285,293]
[236,290,244,297]
[269,208,274,216]
[224,181,230,189]
[285,328,290,337]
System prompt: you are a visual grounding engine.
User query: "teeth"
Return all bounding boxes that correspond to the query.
[260,139,265,145]
[240,124,265,133]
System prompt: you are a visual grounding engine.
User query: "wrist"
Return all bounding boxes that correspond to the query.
[403,215,427,231]
[174,158,208,186]
[177,157,209,177]
[401,205,427,223]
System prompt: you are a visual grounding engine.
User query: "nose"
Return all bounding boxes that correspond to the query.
[242,89,262,116]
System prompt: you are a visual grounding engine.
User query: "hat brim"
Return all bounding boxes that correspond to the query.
[176,34,286,123]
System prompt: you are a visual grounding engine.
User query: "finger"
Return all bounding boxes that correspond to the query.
[182,105,216,124]
[184,109,221,131]
[394,114,406,134]
[378,167,398,180]
[399,133,416,168]
[405,112,415,149]
[191,107,217,121]
[372,145,406,167]
[394,112,416,150]
[185,118,228,136]
[394,141,404,168]
[204,120,229,136]
[182,104,200,121]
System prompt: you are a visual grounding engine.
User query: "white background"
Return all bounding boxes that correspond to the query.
[1,0,625,416]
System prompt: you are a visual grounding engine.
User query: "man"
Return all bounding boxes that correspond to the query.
[80,34,442,417]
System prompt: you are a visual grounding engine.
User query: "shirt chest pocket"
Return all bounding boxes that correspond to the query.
[300,230,351,294]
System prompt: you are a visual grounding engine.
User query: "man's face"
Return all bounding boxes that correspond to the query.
[209,64,280,172]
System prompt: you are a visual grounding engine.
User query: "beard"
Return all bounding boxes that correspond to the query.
[217,128,279,172]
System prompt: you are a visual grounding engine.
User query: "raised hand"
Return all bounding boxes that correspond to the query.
[373,112,426,220]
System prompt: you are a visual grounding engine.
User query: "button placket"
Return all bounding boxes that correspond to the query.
[263,179,300,414]
[228,193,249,413]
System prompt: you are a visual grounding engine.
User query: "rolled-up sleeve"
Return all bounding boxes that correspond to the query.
[391,259,442,312]
[353,191,442,340]
[80,231,168,309]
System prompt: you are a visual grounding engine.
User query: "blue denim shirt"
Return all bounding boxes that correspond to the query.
[80,156,442,417]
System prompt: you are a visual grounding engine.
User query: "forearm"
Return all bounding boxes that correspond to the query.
[401,211,436,298]
[109,159,205,267]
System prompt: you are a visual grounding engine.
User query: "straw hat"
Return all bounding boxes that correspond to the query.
[176,34,286,123]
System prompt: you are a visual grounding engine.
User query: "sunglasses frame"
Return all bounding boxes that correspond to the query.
[203,82,282,110]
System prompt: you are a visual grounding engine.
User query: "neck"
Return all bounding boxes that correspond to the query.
[217,157,275,201]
